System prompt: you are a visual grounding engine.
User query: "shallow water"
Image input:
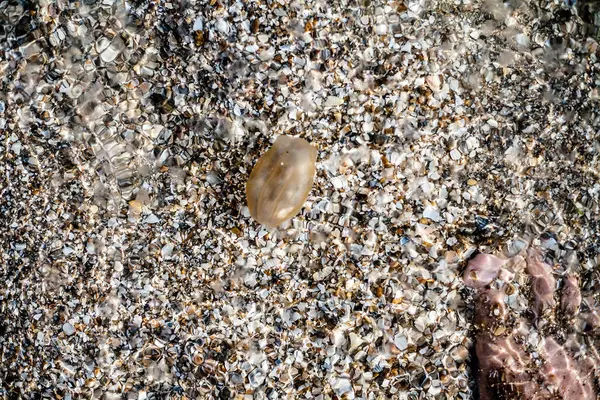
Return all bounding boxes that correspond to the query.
[0,0,599,399]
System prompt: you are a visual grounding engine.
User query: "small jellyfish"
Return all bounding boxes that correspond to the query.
[246,136,317,228]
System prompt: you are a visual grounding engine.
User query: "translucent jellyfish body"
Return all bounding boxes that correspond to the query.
[246,136,317,228]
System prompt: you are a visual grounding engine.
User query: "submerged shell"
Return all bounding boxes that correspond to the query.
[246,136,317,228]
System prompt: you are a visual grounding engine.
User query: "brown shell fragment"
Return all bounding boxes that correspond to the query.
[246,136,317,228]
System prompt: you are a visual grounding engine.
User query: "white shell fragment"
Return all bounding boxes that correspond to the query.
[63,323,76,336]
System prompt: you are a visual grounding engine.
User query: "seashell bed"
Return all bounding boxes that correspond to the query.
[0,0,599,399]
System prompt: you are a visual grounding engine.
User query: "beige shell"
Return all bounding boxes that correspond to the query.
[246,136,317,228]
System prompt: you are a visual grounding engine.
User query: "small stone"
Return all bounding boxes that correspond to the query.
[330,377,354,397]
[193,17,203,31]
[216,19,229,34]
[375,24,387,35]
[145,214,160,224]
[63,323,76,336]
[394,334,408,350]
[450,149,461,160]
[426,75,441,92]
[331,176,346,189]
[161,243,174,257]
[423,206,442,222]
[348,333,364,351]
[324,96,344,106]
[259,47,275,61]
[516,33,530,46]
[11,142,21,155]
[248,369,265,387]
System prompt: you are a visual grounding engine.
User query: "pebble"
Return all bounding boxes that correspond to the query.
[423,206,442,222]
[63,323,76,336]
[375,24,388,35]
[324,96,344,106]
[450,149,462,160]
[216,19,229,34]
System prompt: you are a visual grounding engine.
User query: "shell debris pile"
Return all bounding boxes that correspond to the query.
[0,0,599,398]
